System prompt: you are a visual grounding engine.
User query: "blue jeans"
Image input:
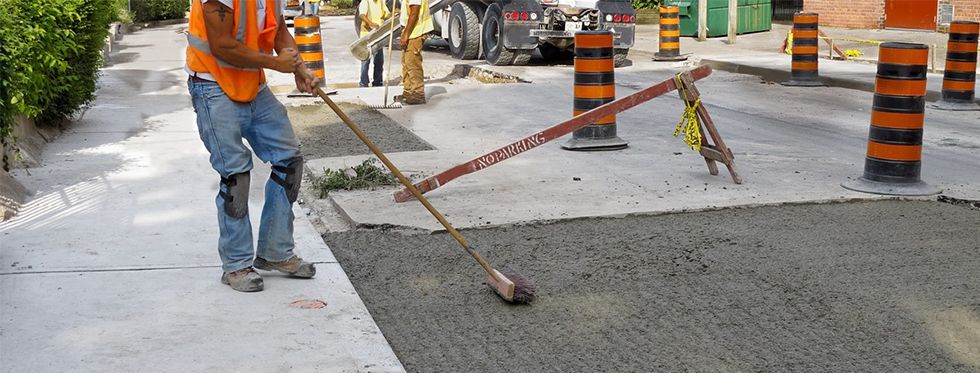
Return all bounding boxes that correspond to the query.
[307,1,320,15]
[360,49,384,87]
[188,78,301,273]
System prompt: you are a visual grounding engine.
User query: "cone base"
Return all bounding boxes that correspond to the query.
[841,177,940,196]
[561,137,629,151]
[929,99,980,111]
[653,53,689,62]
[781,79,825,87]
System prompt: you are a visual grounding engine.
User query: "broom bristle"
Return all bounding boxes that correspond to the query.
[499,268,535,304]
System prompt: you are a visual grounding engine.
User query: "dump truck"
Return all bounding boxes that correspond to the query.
[352,0,636,66]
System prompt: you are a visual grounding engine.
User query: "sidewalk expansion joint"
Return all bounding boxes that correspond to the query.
[0,261,338,276]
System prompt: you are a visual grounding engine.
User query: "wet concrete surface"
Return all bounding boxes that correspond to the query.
[323,200,980,372]
[288,103,433,159]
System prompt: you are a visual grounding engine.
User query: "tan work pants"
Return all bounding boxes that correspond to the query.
[401,35,426,102]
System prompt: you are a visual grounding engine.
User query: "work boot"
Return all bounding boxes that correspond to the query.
[394,94,426,105]
[254,255,316,278]
[221,267,264,292]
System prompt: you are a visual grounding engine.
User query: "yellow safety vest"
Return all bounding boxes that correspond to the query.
[360,0,391,36]
[400,0,433,39]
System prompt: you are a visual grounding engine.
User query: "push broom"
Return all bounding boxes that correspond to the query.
[296,69,535,304]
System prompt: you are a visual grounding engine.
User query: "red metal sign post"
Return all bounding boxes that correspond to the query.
[393,65,726,203]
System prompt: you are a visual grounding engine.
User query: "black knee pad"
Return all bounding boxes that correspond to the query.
[219,171,250,219]
[271,157,303,203]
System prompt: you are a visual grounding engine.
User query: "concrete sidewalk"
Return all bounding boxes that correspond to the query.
[0,24,403,372]
[632,23,979,103]
[292,16,980,232]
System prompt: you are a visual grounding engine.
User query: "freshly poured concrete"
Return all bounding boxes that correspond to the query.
[0,24,402,372]
[324,200,980,372]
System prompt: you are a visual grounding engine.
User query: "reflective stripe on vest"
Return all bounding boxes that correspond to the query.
[400,0,434,39]
[186,0,280,102]
[360,0,389,36]
[186,34,260,71]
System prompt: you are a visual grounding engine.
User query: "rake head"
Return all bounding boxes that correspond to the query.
[368,102,402,109]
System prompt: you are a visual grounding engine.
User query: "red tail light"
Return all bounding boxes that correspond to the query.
[521,12,529,20]
[614,14,622,22]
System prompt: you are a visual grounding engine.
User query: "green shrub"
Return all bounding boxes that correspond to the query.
[114,0,134,24]
[129,0,189,22]
[0,0,115,168]
[310,159,398,197]
[333,0,355,10]
[632,0,661,10]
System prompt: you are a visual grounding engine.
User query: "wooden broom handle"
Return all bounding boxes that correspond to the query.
[296,69,500,278]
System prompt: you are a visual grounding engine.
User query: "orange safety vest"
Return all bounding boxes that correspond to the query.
[186,0,280,102]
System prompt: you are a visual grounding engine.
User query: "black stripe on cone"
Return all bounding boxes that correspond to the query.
[782,12,824,87]
[932,20,979,111]
[843,42,939,196]
[563,30,628,151]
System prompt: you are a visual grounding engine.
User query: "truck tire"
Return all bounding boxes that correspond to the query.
[614,48,629,67]
[448,2,481,60]
[538,43,561,61]
[482,4,515,65]
[512,50,532,65]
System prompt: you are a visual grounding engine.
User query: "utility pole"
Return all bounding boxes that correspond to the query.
[727,0,737,44]
[698,0,707,41]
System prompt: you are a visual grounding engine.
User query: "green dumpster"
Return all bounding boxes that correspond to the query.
[669,0,772,37]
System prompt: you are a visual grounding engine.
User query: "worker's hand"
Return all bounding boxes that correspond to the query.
[366,21,378,30]
[294,65,320,93]
[399,31,409,51]
[272,48,302,73]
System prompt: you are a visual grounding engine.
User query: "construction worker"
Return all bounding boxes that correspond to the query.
[397,0,432,105]
[307,0,321,16]
[358,0,391,87]
[185,0,321,292]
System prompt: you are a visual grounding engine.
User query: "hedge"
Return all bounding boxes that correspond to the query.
[0,0,115,168]
[633,0,662,10]
[129,0,190,22]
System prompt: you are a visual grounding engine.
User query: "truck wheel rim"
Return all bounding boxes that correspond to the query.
[451,15,463,49]
[488,18,500,54]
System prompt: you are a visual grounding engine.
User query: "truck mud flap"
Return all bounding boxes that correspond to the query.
[597,0,636,48]
[608,25,635,49]
[501,0,542,49]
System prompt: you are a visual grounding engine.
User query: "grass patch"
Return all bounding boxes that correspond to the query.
[310,158,399,197]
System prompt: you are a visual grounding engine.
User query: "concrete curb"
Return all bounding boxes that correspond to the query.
[698,58,980,105]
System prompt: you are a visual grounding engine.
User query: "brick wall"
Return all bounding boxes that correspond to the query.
[804,0,884,29]
[948,0,980,23]
[804,0,980,30]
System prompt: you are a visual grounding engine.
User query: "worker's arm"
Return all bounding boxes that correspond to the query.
[360,14,377,30]
[400,4,420,49]
[274,14,320,93]
[202,2,297,72]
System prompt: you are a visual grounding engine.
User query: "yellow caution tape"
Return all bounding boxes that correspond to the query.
[673,74,703,152]
[785,30,793,55]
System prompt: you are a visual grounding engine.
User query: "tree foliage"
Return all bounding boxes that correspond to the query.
[0,0,116,168]
[129,0,190,22]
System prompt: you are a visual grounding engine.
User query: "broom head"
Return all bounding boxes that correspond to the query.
[487,268,535,304]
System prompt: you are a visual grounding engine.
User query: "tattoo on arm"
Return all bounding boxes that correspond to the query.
[210,7,231,22]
